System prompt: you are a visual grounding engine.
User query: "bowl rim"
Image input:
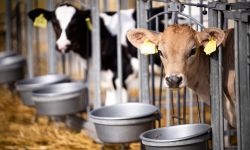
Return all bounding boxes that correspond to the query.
[89,102,159,120]
[140,124,211,143]
[15,74,69,91]
[32,82,84,98]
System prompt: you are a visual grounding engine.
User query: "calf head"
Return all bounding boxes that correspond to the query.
[28,4,91,56]
[127,24,225,89]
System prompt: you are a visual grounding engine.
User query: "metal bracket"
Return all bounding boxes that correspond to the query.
[224,11,250,22]
[167,0,184,12]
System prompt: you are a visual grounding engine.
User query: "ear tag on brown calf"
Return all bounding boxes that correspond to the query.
[204,38,217,55]
[33,14,47,28]
[140,39,158,55]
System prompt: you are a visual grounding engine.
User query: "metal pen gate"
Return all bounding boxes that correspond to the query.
[137,0,250,150]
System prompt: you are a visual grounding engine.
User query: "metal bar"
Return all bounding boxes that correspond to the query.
[189,88,193,124]
[103,0,108,11]
[170,90,174,125]
[15,0,21,52]
[149,3,156,105]
[208,7,223,150]
[47,0,56,74]
[91,0,101,108]
[196,95,201,123]
[218,10,225,150]
[116,0,122,104]
[137,0,150,103]
[238,20,250,150]
[27,0,33,78]
[177,90,181,124]
[183,87,186,124]
[5,0,12,51]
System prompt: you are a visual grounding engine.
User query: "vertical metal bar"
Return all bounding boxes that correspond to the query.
[121,0,128,9]
[5,0,12,51]
[183,87,186,124]
[35,0,40,75]
[199,0,205,124]
[137,0,150,103]
[15,0,21,52]
[91,0,101,108]
[177,90,181,124]
[27,0,33,78]
[189,88,193,124]
[116,0,122,103]
[170,90,174,125]
[218,10,224,150]
[237,20,250,150]
[47,0,56,74]
[103,0,108,11]
[166,88,171,126]
[208,7,223,150]
[149,2,155,105]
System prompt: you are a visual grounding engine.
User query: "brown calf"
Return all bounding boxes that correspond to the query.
[127,24,236,127]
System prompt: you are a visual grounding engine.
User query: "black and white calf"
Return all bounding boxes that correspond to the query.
[28,3,165,105]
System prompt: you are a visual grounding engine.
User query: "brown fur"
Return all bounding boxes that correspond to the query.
[127,25,236,127]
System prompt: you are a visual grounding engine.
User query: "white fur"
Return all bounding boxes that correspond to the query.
[100,9,135,46]
[55,5,76,52]
[105,88,128,105]
[130,57,139,73]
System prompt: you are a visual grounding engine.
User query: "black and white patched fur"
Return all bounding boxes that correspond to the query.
[28,3,166,105]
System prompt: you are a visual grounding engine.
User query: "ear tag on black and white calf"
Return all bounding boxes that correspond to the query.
[33,14,47,28]
[140,39,158,55]
[204,38,217,55]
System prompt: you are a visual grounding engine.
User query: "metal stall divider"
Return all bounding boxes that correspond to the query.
[137,0,150,104]
[91,0,101,109]
[5,0,12,52]
[47,0,56,74]
[209,1,250,150]
[116,0,123,104]
[27,0,33,78]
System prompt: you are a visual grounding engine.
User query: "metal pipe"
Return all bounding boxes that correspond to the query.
[177,90,181,124]
[209,7,223,150]
[116,0,123,104]
[183,87,186,124]
[137,0,150,103]
[15,0,21,52]
[91,0,101,108]
[47,0,56,74]
[218,10,225,149]
[27,0,33,78]
[5,0,12,51]
[189,88,193,124]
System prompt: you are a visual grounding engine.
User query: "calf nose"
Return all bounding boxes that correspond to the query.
[165,75,182,88]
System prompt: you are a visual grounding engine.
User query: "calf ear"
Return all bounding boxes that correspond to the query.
[28,8,52,21]
[127,28,160,49]
[196,28,225,47]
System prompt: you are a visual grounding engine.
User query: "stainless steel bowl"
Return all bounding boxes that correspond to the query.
[16,74,69,106]
[140,124,211,150]
[32,82,85,116]
[90,103,159,120]
[89,103,159,144]
[0,55,25,84]
[0,51,16,58]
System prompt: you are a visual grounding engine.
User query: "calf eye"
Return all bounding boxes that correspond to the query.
[188,47,196,58]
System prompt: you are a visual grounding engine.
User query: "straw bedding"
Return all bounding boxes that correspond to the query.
[0,86,140,150]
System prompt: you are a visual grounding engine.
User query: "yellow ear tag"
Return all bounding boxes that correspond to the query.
[33,14,47,28]
[85,17,93,31]
[204,38,217,55]
[140,39,158,55]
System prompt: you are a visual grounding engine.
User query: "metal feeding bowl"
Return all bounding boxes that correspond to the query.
[140,124,211,150]
[16,74,69,106]
[0,54,25,84]
[89,103,159,144]
[32,82,85,116]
